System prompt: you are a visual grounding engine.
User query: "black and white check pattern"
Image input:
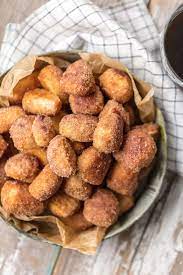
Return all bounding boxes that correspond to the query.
[0,0,182,175]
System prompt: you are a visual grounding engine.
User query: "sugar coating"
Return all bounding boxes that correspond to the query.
[59,114,98,142]
[47,135,77,177]
[5,152,40,183]
[32,115,56,147]
[10,115,38,151]
[94,113,124,153]
[83,189,119,227]
[69,86,104,115]
[107,161,138,196]
[60,59,95,96]
[64,173,93,200]
[78,146,112,185]
[29,164,62,201]
[114,128,157,173]
[1,180,44,216]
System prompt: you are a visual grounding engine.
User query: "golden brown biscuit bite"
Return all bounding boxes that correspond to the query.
[22,88,61,116]
[48,192,80,218]
[60,59,95,96]
[0,106,25,134]
[5,153,40,183]
[59,114,98,142]
[64,173,93,200]
[9,71,41,104]
[83,189,119,227]
[78,146,112,185]
[99,100,130,126]
[32,115,56,147]
[29,164,62,201]
[69,86,104,115]
[99,68,133,103]
[107,161,138,196]
[114,128,157,173]
[10,115,38,150]
[47,135,76,177]
[1,180,44,216]
[38,65,68,104]
[93,102,124,153]
[63,211,93,231]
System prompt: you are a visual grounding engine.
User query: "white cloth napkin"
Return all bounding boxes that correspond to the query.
[0,0,182,175]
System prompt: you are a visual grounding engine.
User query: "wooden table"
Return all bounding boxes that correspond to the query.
[0,1,183,274]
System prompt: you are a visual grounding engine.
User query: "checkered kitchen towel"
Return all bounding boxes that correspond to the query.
[0,0,182,175]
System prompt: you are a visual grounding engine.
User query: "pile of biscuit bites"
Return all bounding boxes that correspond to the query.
[0,58,159,231]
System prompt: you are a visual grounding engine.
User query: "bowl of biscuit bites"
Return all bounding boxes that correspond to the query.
[0,51,167,254]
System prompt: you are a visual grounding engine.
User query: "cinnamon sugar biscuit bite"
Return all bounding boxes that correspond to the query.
[83,189,119,227]
[59,114,98,142]
[48,192,80,218]
[60,59,95,96]
[1,180,44,216]
[99,100,130,131]
[47,135,76,177]
[78,146,112,185]
[99,68,133,103]
[22,88,61,116]
[64,173,93,201]
[5,153,40,183]
[93,101,125,153]
[29,164,62,201]
[38,65,68,104]
[10,115,38,151]
[114,128,157,173]
[69,86,104,115]
[32,115,56,147]
[0,106,25,134]
[107,161,138,196]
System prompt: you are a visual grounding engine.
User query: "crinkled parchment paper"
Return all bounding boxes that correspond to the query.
[0,52,156,254]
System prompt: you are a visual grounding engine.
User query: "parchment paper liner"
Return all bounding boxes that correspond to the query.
[0,52,167,254]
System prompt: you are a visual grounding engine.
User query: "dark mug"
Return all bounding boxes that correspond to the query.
[161,4,183,87]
